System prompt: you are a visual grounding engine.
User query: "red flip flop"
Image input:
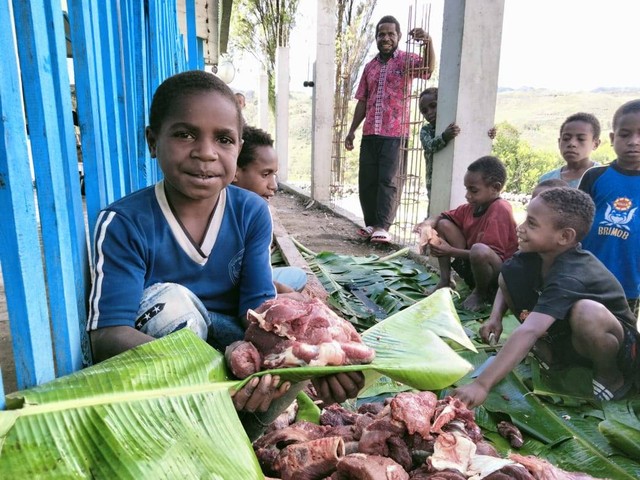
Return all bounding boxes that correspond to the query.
[357,226,374,238]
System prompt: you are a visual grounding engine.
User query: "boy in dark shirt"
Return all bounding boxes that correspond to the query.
[454,188,639,407]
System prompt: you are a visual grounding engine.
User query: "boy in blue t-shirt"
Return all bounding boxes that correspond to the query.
[579,99,640,316]
[87,71,363,410]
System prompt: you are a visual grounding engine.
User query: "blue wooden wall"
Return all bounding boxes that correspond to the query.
[0,0,204,409]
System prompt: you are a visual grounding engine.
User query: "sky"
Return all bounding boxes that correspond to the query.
[228,0,640,94]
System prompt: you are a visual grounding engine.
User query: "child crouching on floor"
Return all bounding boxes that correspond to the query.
[454,187,640,407]
[232,125,307,294]
[414,156,518,311]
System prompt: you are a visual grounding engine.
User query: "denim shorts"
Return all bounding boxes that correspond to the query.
[135,282,245,351]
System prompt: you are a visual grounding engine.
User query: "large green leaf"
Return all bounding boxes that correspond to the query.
[599,400,640,459]
[305,249,438,330]
[0,331,262,479]
[242,288,474,391]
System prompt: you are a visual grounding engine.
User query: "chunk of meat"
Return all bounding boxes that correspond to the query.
[276,436,345,480]
[229,298,376,376]
[431,396,482,442]
[428,432,476,474]
[391,391,438,440]
[509,454,601,480]
[321,403,361,427]
[225,340,262,378]
[497,420,524,448]
[409,467,467,479]
[484,464,536,480]
[333,453,409,480]
[251,297,362,343]
[253,421,331,450]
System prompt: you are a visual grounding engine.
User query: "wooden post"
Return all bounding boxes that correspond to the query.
[430,0,505,214]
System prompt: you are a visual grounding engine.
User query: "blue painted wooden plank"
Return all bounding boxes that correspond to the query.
[87,0,115,206]
[117,0,139,194]
[0,0,55,390]
[68,0,108,244]
[12,0,84,377]
[97,0,125,201]
[147,1,161,94]
[51,8,91,370]
[186,0,197,70]
[131,0,151,190]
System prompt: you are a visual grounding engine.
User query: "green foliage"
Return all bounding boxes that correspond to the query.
[592,141,616,164]
[492,121,559,194]
[230,0,300,115]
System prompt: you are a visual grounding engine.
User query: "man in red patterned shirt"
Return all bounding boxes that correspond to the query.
[345,15,435,244]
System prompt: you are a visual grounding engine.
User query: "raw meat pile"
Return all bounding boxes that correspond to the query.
[226,297,376,378]
[255,392,601,480]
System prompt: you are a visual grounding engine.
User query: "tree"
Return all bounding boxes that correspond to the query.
[332,0,377,190]
[230,0,300,115]
[492,122,558,194]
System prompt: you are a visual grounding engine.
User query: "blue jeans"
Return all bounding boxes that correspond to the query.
[135,283,245,351]
[272,266,307,292]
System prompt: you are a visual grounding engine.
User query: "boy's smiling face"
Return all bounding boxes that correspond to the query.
[146,91,241,205]
[517,197,563,253]
[558,120,600,165]
[611,111,640,169]
[233,145,279,202]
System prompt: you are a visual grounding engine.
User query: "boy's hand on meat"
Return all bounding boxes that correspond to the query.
[427,236,452,257]
[231,374,291,413]
[311,371,365,405]
[451,381,488,410]
[413,221,437,254]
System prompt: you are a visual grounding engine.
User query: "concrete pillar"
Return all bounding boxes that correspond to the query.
[275,46,290,183]
[430,0,505,215]
[311,0,335,203]
[258,72,269,131]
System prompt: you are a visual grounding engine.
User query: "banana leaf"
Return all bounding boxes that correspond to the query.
[599,400,640,459]
[305,249,438,330]
[0,331,262,479]
[239,288,475,391]
[295,391,321,424]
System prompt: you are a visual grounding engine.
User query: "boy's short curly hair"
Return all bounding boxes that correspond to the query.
[467,156,507,188]
[148,70,242,134]
[419,87,438,100]
[560,112,601,140]
[537,178,569,189]
[537,187,595,241]
[612,99,640,129]
[237,126,274,168]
